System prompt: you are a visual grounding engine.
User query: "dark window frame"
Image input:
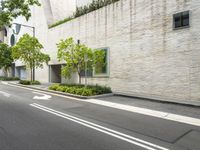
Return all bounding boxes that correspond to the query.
[173,11,190,30]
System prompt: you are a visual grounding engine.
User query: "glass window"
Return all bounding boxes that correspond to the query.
[94,48,109,76]
[173,11,189,29]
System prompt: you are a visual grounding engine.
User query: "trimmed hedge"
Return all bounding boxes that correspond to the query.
[0,76,20,81]
[19,80,41,85]
[49,84,112,96]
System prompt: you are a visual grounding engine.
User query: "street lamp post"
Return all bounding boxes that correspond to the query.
[12,23,35,81]
[84,54,88,87]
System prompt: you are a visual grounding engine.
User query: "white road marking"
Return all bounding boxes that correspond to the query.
[1,81,8,85]
[30,103,169,150]
[33,92,52,100]
[6,83,200,127]
[86,99,200,127]
[0,91,10,97]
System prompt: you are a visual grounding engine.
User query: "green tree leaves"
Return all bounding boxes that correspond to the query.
[0,0,41,28]
[12,34,50,81]
[57,37,105,84]
[0,43,13,77]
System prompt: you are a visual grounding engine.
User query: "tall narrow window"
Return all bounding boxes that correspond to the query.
[173,11,190,29]
[94,48,109,77]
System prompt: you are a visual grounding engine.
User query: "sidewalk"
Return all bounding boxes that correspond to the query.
[97,95,200,119]
[6,81,200,106]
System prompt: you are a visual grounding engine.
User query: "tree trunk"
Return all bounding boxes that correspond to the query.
[30,62,33,81]
[78,73,81,84]
[30,68,33,81]
[3,68,8,77]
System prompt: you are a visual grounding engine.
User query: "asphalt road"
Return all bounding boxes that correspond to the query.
[0,82,199,150]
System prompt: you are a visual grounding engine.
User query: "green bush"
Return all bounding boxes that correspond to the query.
[0,76,20,81]
[31,80,41,85]
[48,17,73,28]
[48,84,60,90]
[19,80,31,85]
[48,0,120,29]
[19,80,41,85]
[81,88,93,96]
[74,0,119,18]
[48,84,112,96]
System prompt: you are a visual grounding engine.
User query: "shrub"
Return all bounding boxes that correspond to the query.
[48,84,112,96]
[48,84,59,90]
[48,17,73,28]
[19,80,31,85]
[81,88,93,96]
[0,76,20,81]
[19,80,41,85]
[31,80,41,85]
[48,0,120,29]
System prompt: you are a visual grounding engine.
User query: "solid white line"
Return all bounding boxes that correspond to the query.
[6,83,200,127]
[86,99,200,127]
[30,103,169,150]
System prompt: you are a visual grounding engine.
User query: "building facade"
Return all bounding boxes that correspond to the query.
[4,0,200,102]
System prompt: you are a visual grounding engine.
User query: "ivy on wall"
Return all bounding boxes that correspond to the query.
[49,0,120,29]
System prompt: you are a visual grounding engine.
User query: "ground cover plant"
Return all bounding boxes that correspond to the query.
[49,0,120,28]
[49,84,112,96]
[19,80,41,85]
[0,76,20,81]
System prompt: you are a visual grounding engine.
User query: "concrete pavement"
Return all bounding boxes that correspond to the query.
[0,82,200,150]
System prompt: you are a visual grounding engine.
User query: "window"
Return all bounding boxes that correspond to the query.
[10,34,15,46]
[94,48,109,77]
[80,69,93,77]
[173,11,190,29]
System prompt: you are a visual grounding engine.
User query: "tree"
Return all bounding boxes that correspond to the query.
[57,37,105,84]
[0,43,13,77]
[12,34,50,81]
[0,0,41,28]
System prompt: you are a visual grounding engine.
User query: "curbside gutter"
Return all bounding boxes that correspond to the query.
[4,82,200,107]
[115,92,200,107]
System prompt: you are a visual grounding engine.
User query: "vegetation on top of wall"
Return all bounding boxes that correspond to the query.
[48,0,120,29]
[48,17,73,29]
[74,0,119,18]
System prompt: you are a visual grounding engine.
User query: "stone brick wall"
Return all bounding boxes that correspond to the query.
[13,0,200,101]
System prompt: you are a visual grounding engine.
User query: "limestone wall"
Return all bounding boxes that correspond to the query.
[76,0,93,7]
[11,0,200,101]
[49,0,76,21]
[42,0,200,101]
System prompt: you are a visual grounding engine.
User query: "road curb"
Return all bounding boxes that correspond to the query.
[115,92,200,107]
[5,82,200,107]
[7,82,114,99]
